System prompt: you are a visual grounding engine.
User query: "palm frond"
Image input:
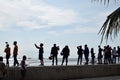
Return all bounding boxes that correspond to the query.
[92,0,119,5]
[99,7,120,43]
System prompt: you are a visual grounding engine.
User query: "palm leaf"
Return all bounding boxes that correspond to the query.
[99,7,120,43]
[92,0,120,4]
[92,0,110,4]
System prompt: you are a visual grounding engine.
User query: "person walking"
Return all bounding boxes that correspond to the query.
[61,45,70,66]
[13,41,19,66]
[77,45,83,65]
[34,43,44,66]
[50,44,59,65]
[4,42,11,66]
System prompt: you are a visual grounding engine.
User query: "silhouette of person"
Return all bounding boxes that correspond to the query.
[97,45,103,64]
[50,44,59,65]
[112,47,117,64]
[34,43,44,66]
[61,45,70,66]
[84,44,89,64]
[107,45,112,64]
[0,56,6,80]
[4,42,11,66]
[20,55,27,80]
[117,46,120,62]
[77,45,83,65]
[91,48,95,64]
[13,41,19,66]
[103,46,108,64]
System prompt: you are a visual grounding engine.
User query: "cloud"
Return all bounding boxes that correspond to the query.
[64,27,99,34]
[48,26,99,36]
[0,0,78,30]
[47,11,110,36]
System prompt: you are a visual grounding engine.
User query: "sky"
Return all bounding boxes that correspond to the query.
[0,0,120,58]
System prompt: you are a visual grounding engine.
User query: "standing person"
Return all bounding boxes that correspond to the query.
[107,45,112,64]
[50,44,59,65]
[103,46,108,64]
[91,48,95,64]
[20,55,27,80]
[84,44,89,64]
[0,56,6,80]
[77,46,83,65]
[13,41,19,66]
[4,42,11,66]
[117,46,120,62]
[61,45,70,66]
[34,43,44,66]
[112,47,117,64]
[97,45,103,64]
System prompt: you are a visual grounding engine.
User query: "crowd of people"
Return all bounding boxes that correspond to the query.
[34,43,120,66]
[1,41,120,80]
[77,45,120,65]
[2,42,120,66]
[3,41,27,80]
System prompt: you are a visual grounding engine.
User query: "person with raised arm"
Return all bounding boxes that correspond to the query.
[34,43,44,66]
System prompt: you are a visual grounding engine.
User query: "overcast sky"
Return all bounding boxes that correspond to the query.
[0,0,120,58]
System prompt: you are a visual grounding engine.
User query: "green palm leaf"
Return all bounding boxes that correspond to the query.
[93,0,120,43]
[92,0,119,4]
[99,7,120,43]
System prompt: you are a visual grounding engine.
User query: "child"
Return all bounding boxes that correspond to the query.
[20,55,27,80]
[0,56,6,80]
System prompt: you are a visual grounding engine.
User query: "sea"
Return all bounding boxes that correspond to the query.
[3,58,97,66]
[3,57,120,67]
